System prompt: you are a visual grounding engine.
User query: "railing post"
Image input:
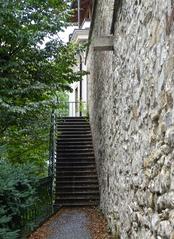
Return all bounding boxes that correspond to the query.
[48,109,57,210]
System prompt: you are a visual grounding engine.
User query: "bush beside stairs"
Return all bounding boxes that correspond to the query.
[55,117,100,207]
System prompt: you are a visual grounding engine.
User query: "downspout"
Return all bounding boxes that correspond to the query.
[79,54,82,116]
[78,0,83,116]
[78,0,81,29]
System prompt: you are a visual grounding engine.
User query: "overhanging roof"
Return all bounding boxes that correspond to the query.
[70,29,89,44]
[70,0,91,23]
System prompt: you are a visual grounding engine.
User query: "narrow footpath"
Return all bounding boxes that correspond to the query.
[29,207,112,239]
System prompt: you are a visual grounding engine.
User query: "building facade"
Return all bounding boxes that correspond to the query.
[68,20,90,116]
[68,0,94,116]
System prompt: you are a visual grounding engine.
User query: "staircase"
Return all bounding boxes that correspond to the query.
[55,117,100,207]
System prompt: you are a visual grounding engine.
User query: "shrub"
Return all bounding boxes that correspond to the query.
[0,160,39,239]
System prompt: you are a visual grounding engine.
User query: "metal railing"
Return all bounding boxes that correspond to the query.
[48,109,57,178]
[19,176,53,238]
[57,101,88,117]
[19,110,57,238]
[48,109,57,211]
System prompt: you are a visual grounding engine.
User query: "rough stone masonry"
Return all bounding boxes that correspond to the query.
[87,0,174,238]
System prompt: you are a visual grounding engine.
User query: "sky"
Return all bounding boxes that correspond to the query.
[58,26,76,43]
[40,26,76,49]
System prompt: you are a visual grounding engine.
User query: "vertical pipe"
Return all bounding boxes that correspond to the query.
[78,0,82,116]
[78,0,81,29]
[79,54,82,116]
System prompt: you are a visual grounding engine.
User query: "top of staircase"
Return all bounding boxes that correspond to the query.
[57,116,88,119]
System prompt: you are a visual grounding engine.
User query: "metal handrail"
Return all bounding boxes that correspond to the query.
[48,110,56,177]
[48,109,57,212]
[19,176,53,238]
[57,101,88,117]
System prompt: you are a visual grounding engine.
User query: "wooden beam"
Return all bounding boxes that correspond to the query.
[93,35,114,51]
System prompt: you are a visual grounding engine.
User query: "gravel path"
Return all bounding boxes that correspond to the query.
[48,210,91,239]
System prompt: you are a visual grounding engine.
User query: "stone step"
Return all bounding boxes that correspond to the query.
[57,135,92,140]
[57,141,93,146]
[55,195,99,201]
[56,146,93,151]
[55,198,99,207]
[56,179,98,186]
[56,142,93,146]
[56,175,98,181]
[58,130,91,135]
[56,185,99,190]
[57,148,94,154]
[58,124,90,128]
[56,125,90,131]
[56,165,96,170]
[58,151,94,156]
[57,117,88,122]
[57,159,95,163]
[57,137,92,142]
[57,170,97,177]
[57,159,95,164]
[57,124,90,129]
[56,161,96,167]
[56,191,99,197]
[54,201,98,207]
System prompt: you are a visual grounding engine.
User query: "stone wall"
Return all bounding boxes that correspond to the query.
[87,0,174,238]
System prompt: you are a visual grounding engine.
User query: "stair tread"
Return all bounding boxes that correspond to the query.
[56,165,95,168]
[58,152,94,154]
[56,185,99,188]
[56,145,93,147]
[56,191,99,194]
[57,119,88,123]
[58,159,95,161]
[56,179,98,183]
[56,195,99,199]
[56,175,97,178]
[56,166,96,172]
[56,162,95,164]
[57,128,91,132]
[57,149,93,152]
[56,141,93,145]
[57,148,93,151]
[58,170,96,173]
[57,152,94,155]
[58,159,95,162]
[54,202,98,206]
[57,126,90,128]
[57,135,92,138]
[58,136,92,139]
[58,131,91,133]
[57,139,93,142]
[57,165,95,167]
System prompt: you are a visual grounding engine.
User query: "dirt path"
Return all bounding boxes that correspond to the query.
[29,207,112,239]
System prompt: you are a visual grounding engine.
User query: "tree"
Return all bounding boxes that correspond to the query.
[0,0,82,171]
[0,0,81,133]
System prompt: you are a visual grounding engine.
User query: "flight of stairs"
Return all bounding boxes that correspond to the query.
[55,117,100,207]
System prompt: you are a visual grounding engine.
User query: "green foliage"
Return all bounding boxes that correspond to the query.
[0,1,84,237]
[0,0,83,172]
[0,160,39,239]
[1,108,51,175]
[0,0,82,133]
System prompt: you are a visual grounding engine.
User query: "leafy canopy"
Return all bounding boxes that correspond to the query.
[0,0,81,133]
[0,0,83,171]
